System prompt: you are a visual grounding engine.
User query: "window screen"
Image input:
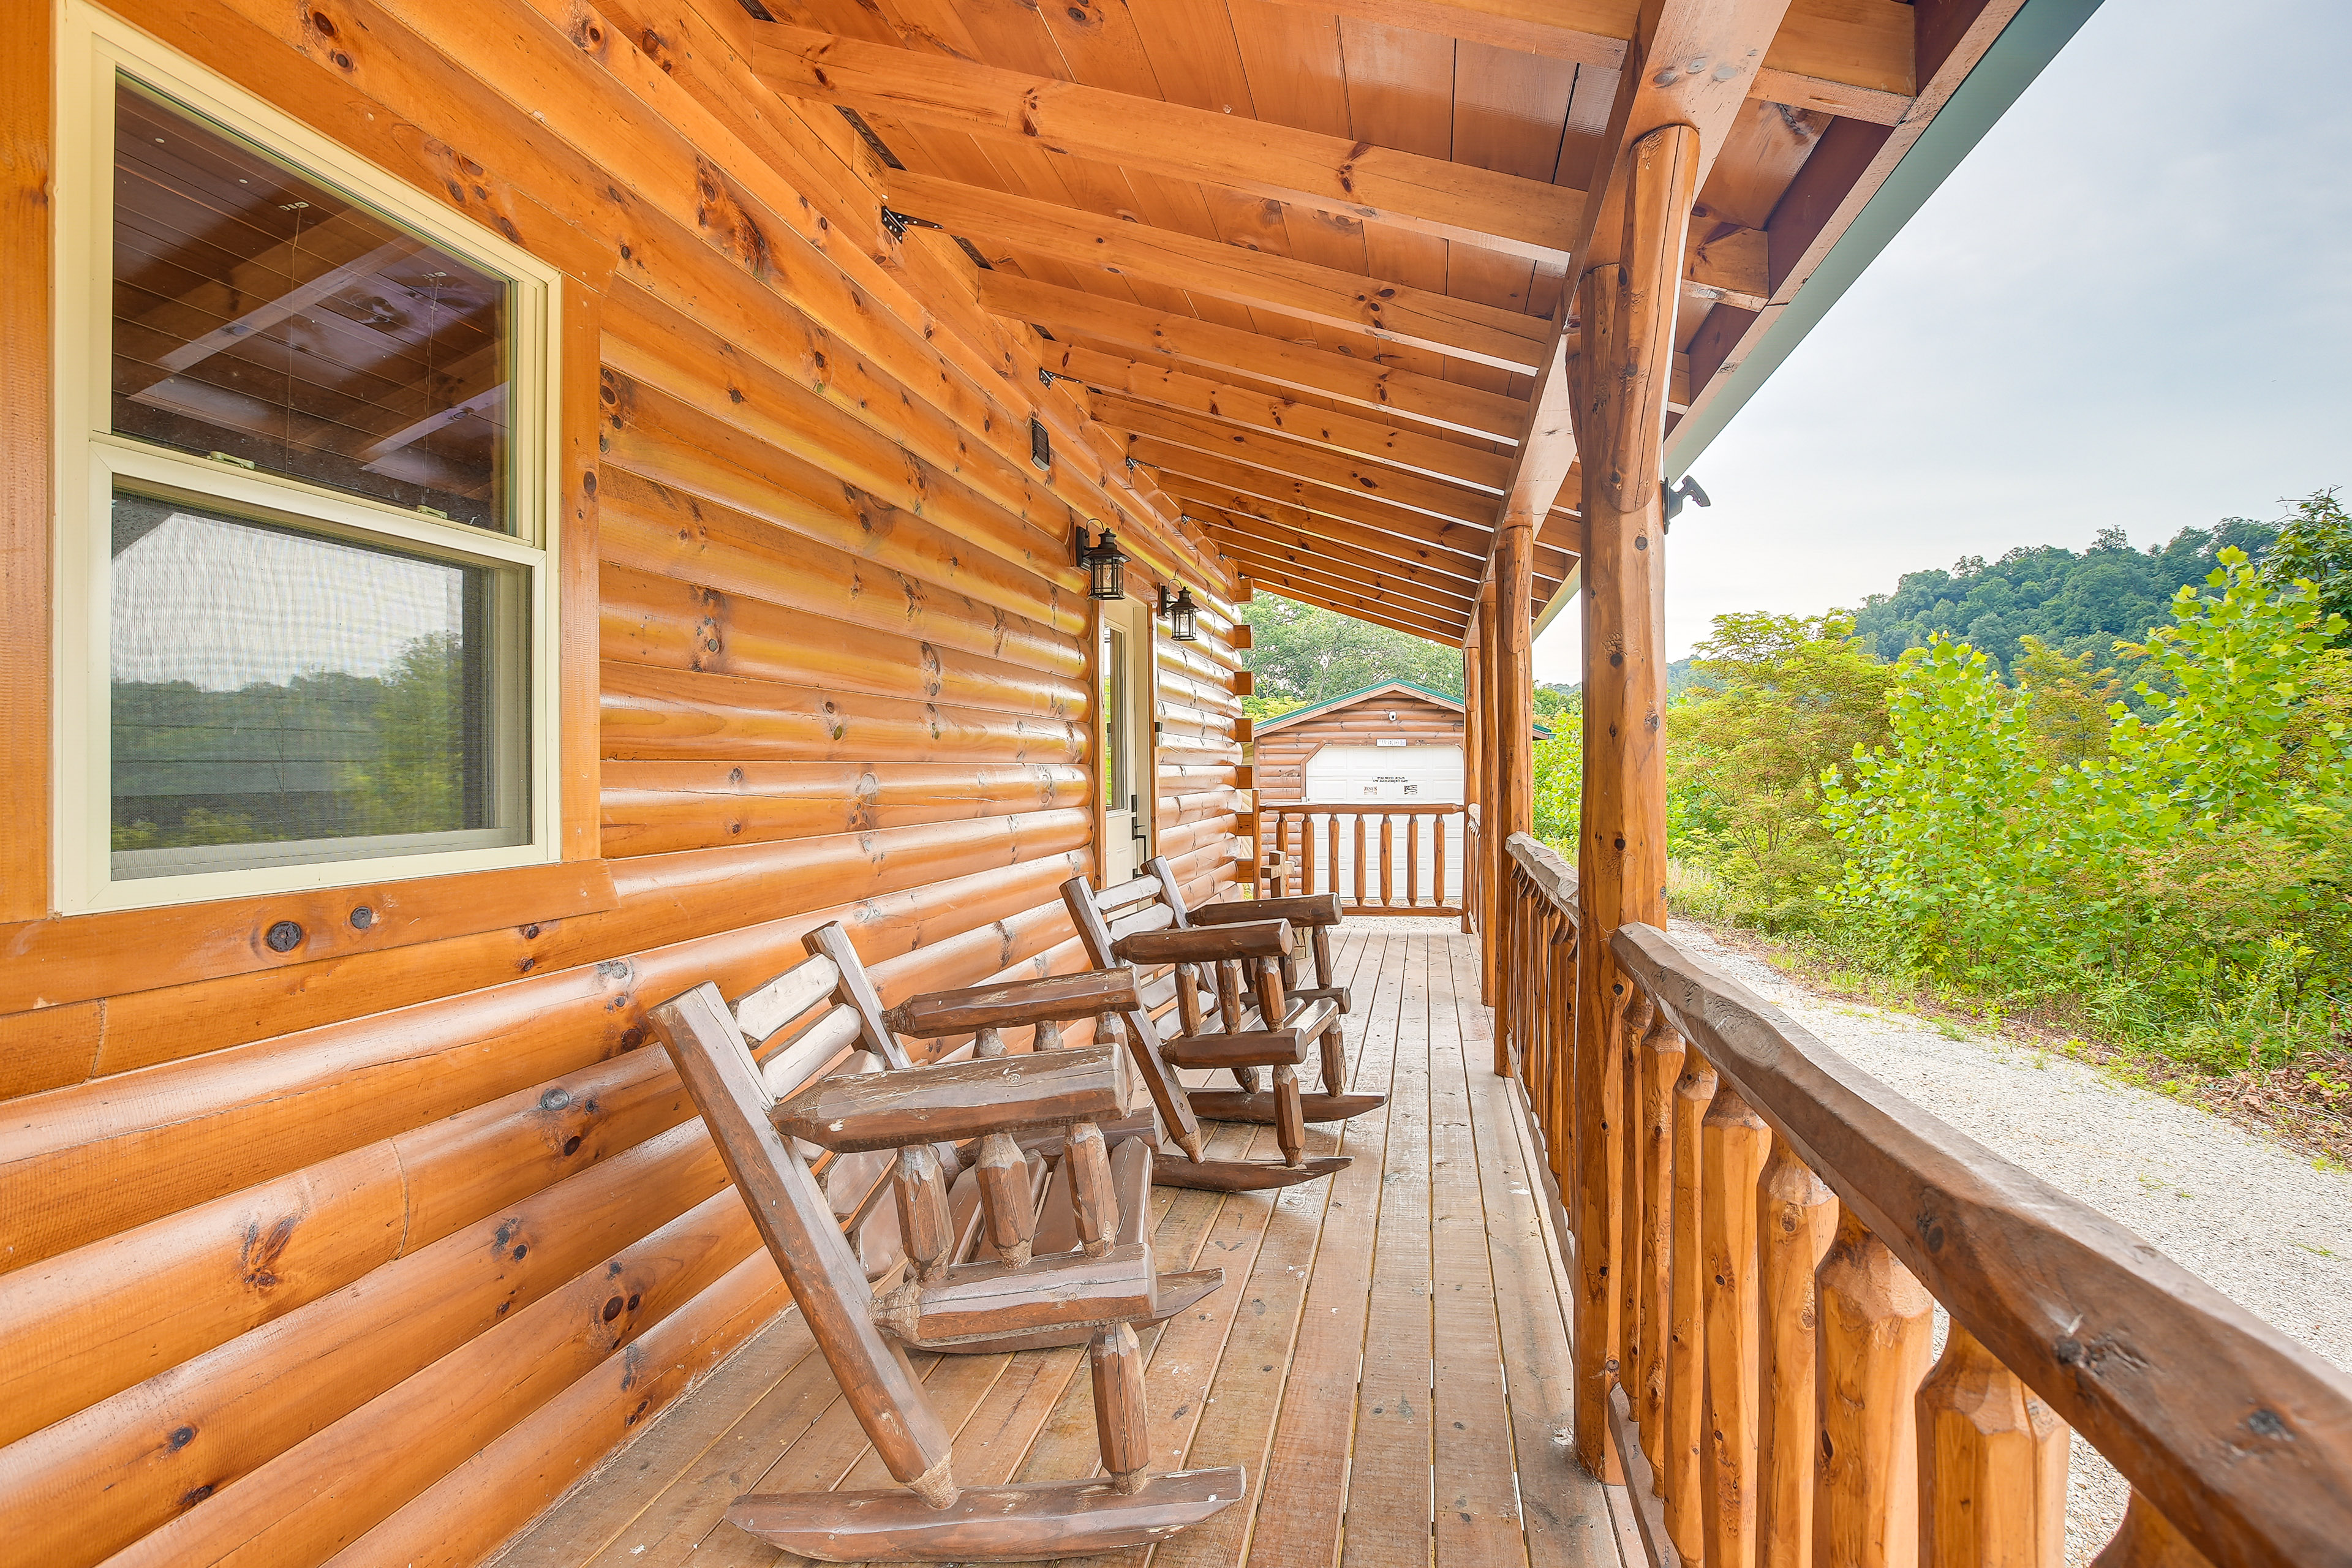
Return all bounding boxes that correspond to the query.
[108,488,529,878]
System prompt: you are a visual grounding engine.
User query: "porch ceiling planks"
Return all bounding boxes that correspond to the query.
[751,24,1589,262]
[731,0,2026,641]
[884,170,1553,374]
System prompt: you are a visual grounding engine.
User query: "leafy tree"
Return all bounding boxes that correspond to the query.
[1667,613,1895,929]
[2261,488,2352,639]
[1823,551,2351,1067]
[1240,593,1465,705]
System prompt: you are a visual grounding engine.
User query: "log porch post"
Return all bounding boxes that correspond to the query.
[1489,514,1534,1071]
[1461,622,1483,938]
[1567,119,1699,1479]
[1476,575,1502,1002]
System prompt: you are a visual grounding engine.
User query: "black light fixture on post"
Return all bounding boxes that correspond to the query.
[1076,524,1128,601]
[1156,582,1200,642]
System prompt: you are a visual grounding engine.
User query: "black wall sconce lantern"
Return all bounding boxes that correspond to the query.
[1156,583,1200,642]
[1077,525,1129,600]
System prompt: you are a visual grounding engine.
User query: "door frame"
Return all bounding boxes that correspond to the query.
[1089,594,1158,886]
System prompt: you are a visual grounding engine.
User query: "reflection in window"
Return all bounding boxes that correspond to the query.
[109,490,529,877]
[111,78,510,529]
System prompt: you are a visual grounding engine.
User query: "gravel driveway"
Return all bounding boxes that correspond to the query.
[1668,924,2352,1561]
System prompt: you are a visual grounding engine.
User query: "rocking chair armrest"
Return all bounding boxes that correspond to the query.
[1191,894,1344,930]
[885,968,1142,1038]
[1115,919,1293,965]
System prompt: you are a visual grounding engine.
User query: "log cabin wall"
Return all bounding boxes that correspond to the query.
[1253,689,1468,807]
[0,2,1244,1564]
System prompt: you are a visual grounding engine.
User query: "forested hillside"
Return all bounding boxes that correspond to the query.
[1850,518,2279,671]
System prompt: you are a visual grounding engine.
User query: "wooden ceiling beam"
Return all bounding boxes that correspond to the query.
[1134,439,1497,559]
[1193,510,1481,611]
[884,172,1550,374]
[982,273,1528,442]
[1159,478,1491,584]
[1210,534,1477,624]
[1219,562,1471,645]
[1099,395,1499,527]
[1248,0,1914,125]
[1155,464,1576,585]
[1049,344,1517,493]
[751,23,1586,262]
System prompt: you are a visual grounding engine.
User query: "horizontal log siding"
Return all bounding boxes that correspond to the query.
[1156,610,1251,910]
[0,0,1243,1563]
[1253,693,1468,804]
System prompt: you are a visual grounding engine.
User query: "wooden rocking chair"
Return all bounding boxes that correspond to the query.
[1139,856,1383,1127]
[1061,869,1352,1193]
[647,922,1245,1562]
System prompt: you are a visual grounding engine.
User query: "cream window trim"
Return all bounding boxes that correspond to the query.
[50,0,567,915]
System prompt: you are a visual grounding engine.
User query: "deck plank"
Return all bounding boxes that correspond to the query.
[1152,930,1392,1568]
[1340,936,1438,1568]
[487,930,1612,1568]
[1450,939,1618,1568]
[1427,941,1534,1567]
[1240,928,1406,1568]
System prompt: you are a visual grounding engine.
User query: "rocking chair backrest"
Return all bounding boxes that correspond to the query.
[649,968,954,1496]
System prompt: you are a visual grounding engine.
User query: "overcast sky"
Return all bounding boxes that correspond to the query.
[1531,0,2352,680]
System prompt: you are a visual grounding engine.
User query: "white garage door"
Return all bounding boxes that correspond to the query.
[1295,744,1466,908]
[1304,744,1464,803]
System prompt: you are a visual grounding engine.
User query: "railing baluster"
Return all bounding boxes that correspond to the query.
[1703,1082,1772,1568]
[1917,1324,2067,1568]
[1667,1041,1719,1557]
[1408,813,1422,907]
[1548,916,1577,1188]
[1815,1206,1934,1568]
[1757,1137,1838,1568]
[1618,990,1655,1413]
[1433,812,1450,914]
[1378,813,1394,907]
[1328,813,1341,904]
[1352,812,1366,907]
[1637,1009,1684,1481]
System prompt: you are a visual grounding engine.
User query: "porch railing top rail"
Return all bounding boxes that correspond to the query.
[1500,830,2352,1568]
[1261,802,1464,813]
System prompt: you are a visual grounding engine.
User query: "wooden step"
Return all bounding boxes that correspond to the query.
[724,1466,1250,1562]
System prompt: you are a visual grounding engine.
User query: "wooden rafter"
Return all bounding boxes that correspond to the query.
[751,23,1587,262]
[983,273,1528,442]
[884,172,1550,374]
[1209,533,1476,624]
[1101,397,1498,526]
[1190,508,1481,609]
[1132,440,1512,565]
[1248,0,1915,124]
[1218,559,1469,644]
[1160,479,1493,584]
[1051,345,1515,492]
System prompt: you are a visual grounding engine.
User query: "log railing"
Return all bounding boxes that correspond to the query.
[1255,802,1464,918]
[1496,831,2352,1568]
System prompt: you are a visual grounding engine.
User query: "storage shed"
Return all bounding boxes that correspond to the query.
[1248,682,1547,916]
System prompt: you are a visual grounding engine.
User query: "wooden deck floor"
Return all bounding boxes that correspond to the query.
[492,927,1618,1568]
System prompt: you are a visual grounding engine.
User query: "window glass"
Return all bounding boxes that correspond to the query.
[108,488,529,878]
[111,78,511,531]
